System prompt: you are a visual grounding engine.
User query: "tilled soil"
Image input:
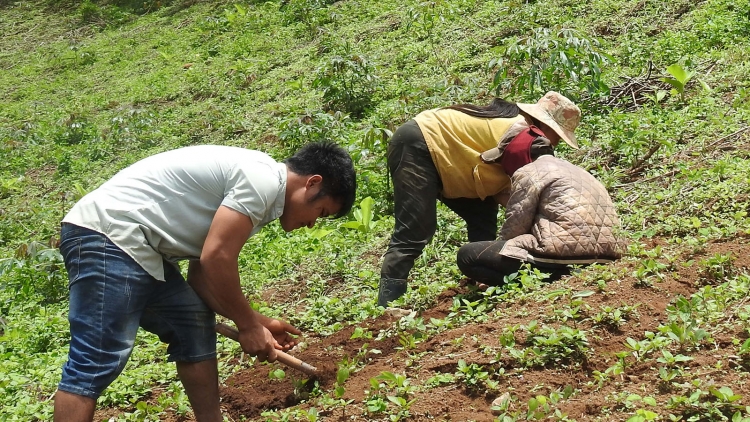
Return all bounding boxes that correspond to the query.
[95,238,750,421]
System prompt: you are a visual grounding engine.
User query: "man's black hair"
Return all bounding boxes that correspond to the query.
[284,141,357,218]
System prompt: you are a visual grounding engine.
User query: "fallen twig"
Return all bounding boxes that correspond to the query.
[615,125,750,188]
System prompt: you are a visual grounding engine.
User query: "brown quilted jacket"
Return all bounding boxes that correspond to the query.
[499,155,624,265]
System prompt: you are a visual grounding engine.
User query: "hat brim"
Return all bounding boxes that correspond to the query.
[517,103,579,149]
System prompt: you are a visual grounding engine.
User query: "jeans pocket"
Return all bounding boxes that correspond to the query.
[59,237,82,287]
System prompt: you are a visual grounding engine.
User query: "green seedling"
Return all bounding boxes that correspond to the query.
[662,63,710,103]
[340,196,377,233]
[455,359,489,391]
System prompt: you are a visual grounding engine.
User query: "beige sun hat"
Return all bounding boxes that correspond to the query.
[516,91,581,149]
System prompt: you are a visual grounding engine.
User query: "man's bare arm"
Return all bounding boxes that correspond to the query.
[188,206,256,324]
[187,206,281,361]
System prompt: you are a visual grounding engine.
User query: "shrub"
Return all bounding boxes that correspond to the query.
[312,46,380,118]
[277,110,352,152]
[489,27,611,101]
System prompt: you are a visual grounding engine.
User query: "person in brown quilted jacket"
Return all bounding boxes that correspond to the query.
[379,92,582,306]
[456,128,624,287]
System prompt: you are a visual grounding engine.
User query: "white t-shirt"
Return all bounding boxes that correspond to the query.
[63,145,287,281]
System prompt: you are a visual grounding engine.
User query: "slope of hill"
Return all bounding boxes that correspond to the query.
[1,0,750,420]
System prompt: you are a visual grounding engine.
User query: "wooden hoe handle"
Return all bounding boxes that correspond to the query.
[215,322,318,376]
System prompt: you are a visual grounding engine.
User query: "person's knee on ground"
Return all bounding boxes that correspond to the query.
[456,241,516,287]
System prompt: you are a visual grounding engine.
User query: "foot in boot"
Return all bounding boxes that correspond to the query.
[377,278,407,307]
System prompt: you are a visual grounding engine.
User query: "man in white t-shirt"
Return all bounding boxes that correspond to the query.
[54,142,356,422]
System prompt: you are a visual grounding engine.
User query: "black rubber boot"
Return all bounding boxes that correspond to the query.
[377,278,408,307]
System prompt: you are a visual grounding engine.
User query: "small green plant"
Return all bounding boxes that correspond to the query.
[334,363,350,399]
[79,0,103,24]
[350,326,372,340]
[278,111,352,151]
[360,124,393,153]
[312,44,379,117]
[661,63,710,103]
[403,1,454,75]
[512,322,590,367]
[658,366,683,385]
[364,372,417,421]
[550,293,591,325]
[424,372,455,388]
[526,395,552,420]
[0,177,22,199]
[128,400,165,420]
[666,381,746,420]
[498,325,518,348]
[625,337,653,362]
[738,338,750,361]
[656,350,693,367]
[592,304,639,329]
[108,108,158,146]
[659,320,710,351]
[281,0,336,34]
[268,368,286,380]
[489,27,610,100]
[52,115,97,146]
[455,359,489,391]
[340,197,377,233]
[698,253,735,284]
[632,258,668,287]
[0,241,68,304]
[627,408,659,422]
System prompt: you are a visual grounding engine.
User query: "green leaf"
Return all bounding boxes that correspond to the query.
[545,289,569,299]
[308,228,333,239]
[387,395,406,406]
[572,290,595,298]
[626,394,642,402]
[666,64,695,85]
[359,196,374,230]
[341,221,363,230]
[337,366,350,385]
[641,409,658,419]
[663,78,685,93]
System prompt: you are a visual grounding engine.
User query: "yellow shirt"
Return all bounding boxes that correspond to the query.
[414,108,524,199]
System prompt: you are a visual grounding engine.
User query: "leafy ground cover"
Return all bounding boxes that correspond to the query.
[2,0,750,420]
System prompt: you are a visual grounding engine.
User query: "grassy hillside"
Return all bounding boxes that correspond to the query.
[1,0,750,420]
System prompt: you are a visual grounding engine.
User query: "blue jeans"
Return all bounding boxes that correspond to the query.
[58,224,216,399]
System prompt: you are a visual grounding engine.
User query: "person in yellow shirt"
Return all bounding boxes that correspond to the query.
[378,91,582,307]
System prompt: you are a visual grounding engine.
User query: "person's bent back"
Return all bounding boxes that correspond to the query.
[457,128,624,286]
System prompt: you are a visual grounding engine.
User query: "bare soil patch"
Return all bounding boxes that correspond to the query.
[95,238,750,421]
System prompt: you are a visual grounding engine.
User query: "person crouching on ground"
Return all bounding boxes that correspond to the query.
[456,127,624,287]
[379,91,582,306]
[54,142,356,422]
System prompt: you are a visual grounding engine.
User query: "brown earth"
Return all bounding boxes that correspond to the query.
[94,237,750,421]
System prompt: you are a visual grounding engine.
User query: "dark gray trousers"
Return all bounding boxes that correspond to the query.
[456,240,571,285]
[381,120,499,281]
